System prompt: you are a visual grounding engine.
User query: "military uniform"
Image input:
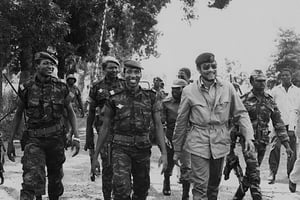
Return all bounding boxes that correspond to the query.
[88,76,124,200]
[233,89,289,200]
[68,84,83,116]
[106,86,161,200]
[19,75,70,199]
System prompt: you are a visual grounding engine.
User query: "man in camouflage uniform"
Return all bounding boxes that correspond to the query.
[7,51,80,200]
[91,60,168,200]
[161,78,190,199]
[232,69,293,200]
[85,56,125,200]
[66,74,84,117]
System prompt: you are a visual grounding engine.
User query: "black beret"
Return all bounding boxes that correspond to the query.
[123,60,144,70]
[34,51,58,65]
[195,52,215,67]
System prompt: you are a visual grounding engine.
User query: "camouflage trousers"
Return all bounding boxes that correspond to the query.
[234,143,262,200]
[20,136,65,200]
[100,142,113,200]
[112,144,151,200]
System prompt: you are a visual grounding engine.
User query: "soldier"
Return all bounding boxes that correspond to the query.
[173,52,255,200]
[85,56,124,200]
[232,69,293,200]
[161,79,188,198]
[91,60,168,200]
[7,51,80,200]
[152,76,168,100]
[66,74,84,118]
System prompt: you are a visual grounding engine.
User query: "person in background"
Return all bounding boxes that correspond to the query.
[178,67,193,84]
[152,76,168,100]
[66,74,84,118]
[267,68,300,187]
[7,51,80,200]
[85,56,124,200]
[173,52,255,200]
[232,70,293,200]
[91,60,167,200]
[161,79,189,199]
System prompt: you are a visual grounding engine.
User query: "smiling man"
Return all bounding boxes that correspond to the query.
[91,60,167,200]
[173,52,255,200]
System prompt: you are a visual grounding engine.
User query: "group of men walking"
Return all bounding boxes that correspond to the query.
[4,50,300,200]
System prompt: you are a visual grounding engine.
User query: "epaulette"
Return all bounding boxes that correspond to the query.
[110,88,125,97]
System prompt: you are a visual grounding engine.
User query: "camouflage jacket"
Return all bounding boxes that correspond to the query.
[241,90,289,144]
[19,75,70,129]
[106,86,162,137]
[89,77,125,114]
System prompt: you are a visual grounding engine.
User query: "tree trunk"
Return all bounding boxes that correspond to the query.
[19,45,33,84]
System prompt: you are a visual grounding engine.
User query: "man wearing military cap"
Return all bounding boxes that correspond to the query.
[230,69,293,199]
[66,74,84,118]
[92,60,167,200]
[7,51,80,200]
[161,79,188,198]
[85,55,124,200]
[173,52,255,200]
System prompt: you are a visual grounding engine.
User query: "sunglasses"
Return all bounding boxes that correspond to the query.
[201,62,217,70]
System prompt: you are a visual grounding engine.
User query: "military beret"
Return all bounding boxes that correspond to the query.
[195,52,216,67]
[102,56,120,66]
[123,60,144,70]
[250,69,266,80]
[172,79,188,88]
[34,51,58,65]
[66,74,77,82]
[153,77,163,82]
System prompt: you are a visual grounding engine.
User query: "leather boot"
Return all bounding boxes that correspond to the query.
[163,175,171,196]
[233,186,245,200]
[182,181,190,200]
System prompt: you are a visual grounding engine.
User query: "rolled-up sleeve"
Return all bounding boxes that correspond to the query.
[173,89,190,152]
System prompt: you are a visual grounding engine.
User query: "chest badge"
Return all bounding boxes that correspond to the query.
[98,88,103,93]
[109,90,115,95]
[116,104,124,109]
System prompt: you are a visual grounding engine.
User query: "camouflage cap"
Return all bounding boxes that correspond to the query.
[250,69,266,80]
[66,74,77,82]
[195,52,216,67]
[123,60,143,70]
[171,79,188,88]
[34,51,58,65]
[102,56,120,66]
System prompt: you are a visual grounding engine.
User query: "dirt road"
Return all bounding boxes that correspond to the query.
[1,129,300,199]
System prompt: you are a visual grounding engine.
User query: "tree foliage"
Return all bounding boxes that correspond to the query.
[272,28,300,73]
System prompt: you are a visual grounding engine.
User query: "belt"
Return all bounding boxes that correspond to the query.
[191,123,226,130]
[113,134,149,144]
[27,124,62,138]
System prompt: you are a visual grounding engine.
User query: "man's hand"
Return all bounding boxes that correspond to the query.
[70,137,80,157]
[158,154,168,174]
[286,147,294,159]
[7,141,16,162]
[80,109,85,118]
[244,138,255,153]
[173,151,182,167]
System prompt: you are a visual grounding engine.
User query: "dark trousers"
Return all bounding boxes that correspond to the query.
[20,137,65,200]
[191,154,224,200]
[100,142,113,200]
[269,130,297,176]
[112,145,151,200]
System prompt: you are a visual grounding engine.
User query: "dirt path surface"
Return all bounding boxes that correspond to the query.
[1,127,300,199]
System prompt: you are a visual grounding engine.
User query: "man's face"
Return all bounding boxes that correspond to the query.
[104,62,119,78]
[251,79,266,92]
[124,67,142,89]
[178,71,189,82]
[36,59,55,77]
[293,77,300,87]
[171,87,183,100]
[198,62,217,81]
[67,78,76,86]
[280,71,292,85]
[153,79,161,89]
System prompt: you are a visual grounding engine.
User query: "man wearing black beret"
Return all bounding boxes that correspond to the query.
[173,52,255,200]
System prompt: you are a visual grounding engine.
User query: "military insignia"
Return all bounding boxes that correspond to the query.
[116,104,124,109]
[109,90,115,95]
[98,88,103,93]
[20,84,24,91]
